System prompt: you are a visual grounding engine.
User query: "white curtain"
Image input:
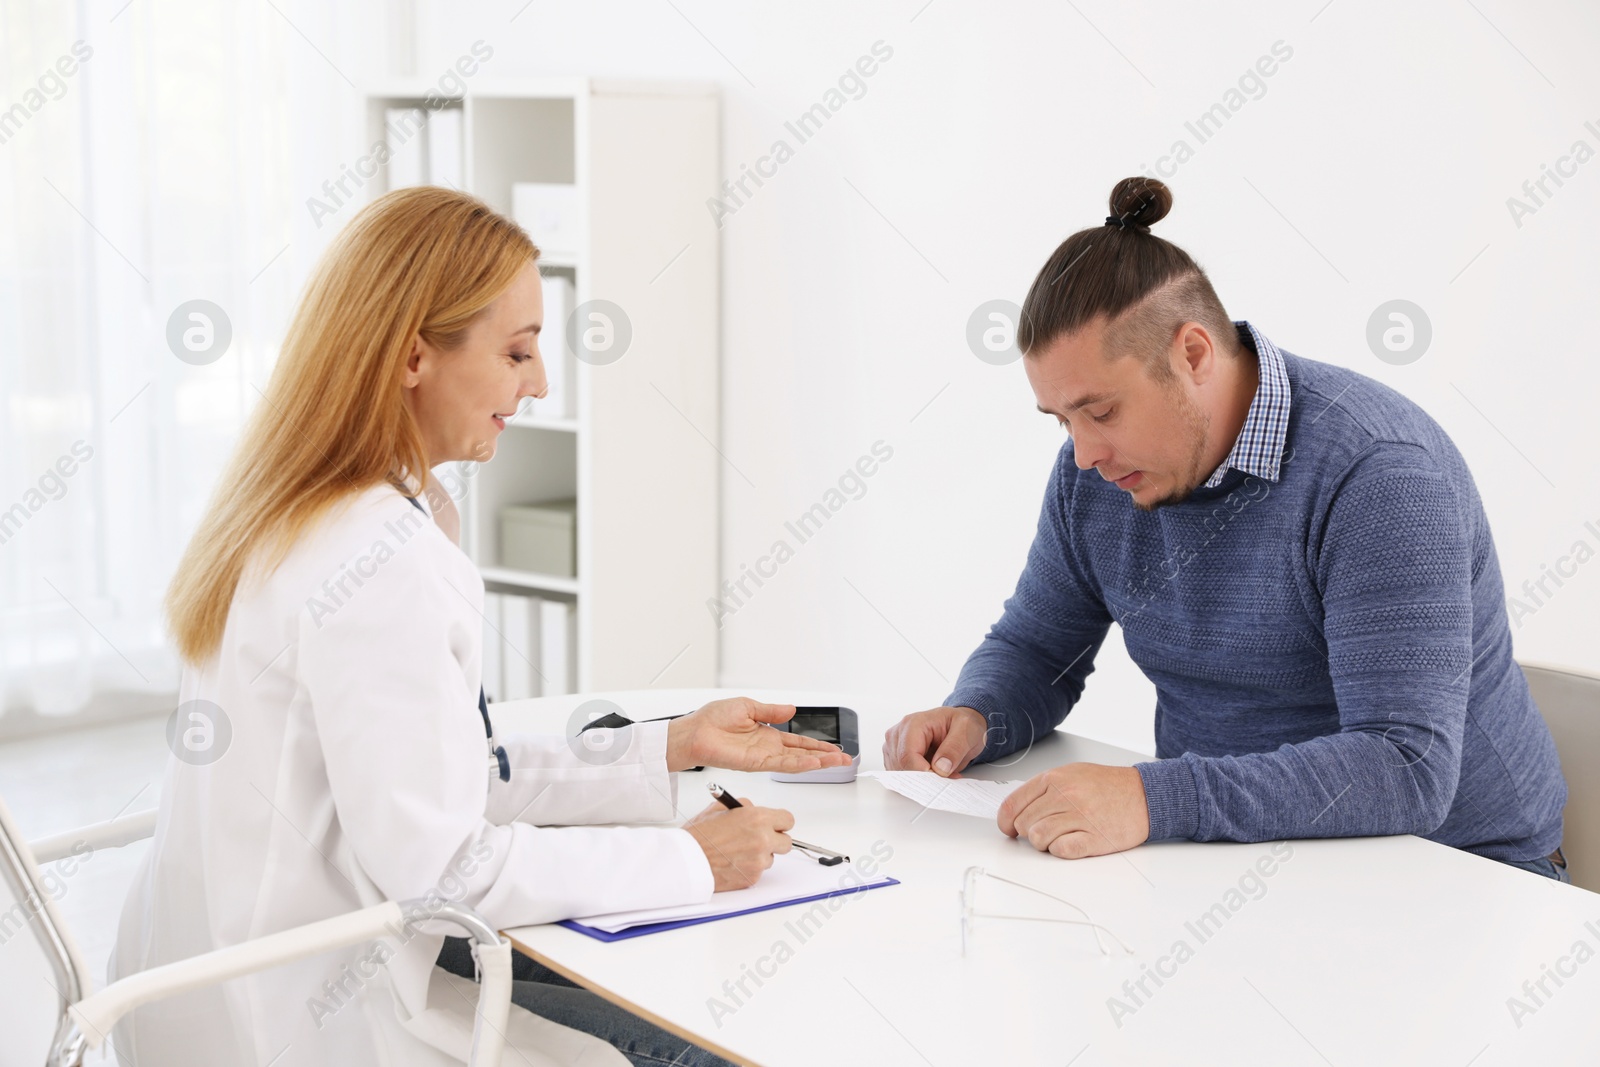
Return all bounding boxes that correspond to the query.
[0,0,314,722]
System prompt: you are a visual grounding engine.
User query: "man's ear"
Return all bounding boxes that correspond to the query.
[1178,323,1217,385]
[401,335,425,389]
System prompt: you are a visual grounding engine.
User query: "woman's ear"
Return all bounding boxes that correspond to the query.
[401,335,426,389]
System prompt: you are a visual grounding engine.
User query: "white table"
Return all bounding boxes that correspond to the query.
[495,689,1600,1066]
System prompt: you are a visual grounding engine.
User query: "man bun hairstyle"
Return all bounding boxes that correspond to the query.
[1017,177,1237,378]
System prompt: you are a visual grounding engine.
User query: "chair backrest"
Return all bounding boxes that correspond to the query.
[1521,661,1600,892]
[0,789,93,1067]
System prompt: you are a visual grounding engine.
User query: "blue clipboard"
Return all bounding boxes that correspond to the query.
[558,877,901,942]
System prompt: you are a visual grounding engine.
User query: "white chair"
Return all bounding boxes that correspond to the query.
[1521,660,1600,892]
[0,793,512,1067]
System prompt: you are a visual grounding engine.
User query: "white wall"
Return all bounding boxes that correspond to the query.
[390,0,1600,754]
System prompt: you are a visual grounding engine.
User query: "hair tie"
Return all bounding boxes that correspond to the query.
[1105,214,1143,231]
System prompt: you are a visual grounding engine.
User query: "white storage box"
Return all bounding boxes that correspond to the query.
[512,183,583,260]
[500,499,577,577]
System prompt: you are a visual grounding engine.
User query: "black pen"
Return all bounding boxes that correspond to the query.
[708,783,849,866]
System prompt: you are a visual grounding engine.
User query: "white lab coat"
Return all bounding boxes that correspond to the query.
[110,483,714,1066]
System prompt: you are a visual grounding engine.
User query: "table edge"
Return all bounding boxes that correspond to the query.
[503,928,766,1067]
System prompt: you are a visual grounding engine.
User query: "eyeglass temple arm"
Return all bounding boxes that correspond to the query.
[969,912,1134,955]
[968,868,1135,955]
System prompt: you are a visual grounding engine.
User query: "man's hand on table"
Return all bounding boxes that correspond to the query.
[884,706,1150,858]
[881,705,988,777]
[999,763,1150,858]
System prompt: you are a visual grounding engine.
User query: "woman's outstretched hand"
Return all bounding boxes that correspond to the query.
[666,698,852,774]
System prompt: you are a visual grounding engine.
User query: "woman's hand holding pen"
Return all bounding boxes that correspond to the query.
[683,797,794,891]
[666,699,847,891]
[666,697,852,774]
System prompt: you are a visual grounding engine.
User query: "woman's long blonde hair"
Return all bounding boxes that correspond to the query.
[167,186,538,664]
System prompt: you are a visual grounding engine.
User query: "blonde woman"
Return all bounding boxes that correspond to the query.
[111,187,846,1067]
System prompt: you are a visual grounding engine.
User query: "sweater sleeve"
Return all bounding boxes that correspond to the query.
[946,444,1113,762]
[1136,447,1475,842]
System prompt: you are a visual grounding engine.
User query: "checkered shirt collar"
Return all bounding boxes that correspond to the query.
[1202,320,1291,488]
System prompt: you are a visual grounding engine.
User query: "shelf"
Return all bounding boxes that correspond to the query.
[363,81,466,103]
[363,80,719,693]
[479,566,580,600]
[506,415,579,433]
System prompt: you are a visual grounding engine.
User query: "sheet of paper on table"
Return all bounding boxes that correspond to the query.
[571,851,894,933]
[862,770,1023,818]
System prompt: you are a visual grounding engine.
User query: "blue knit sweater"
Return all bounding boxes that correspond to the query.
[948,336,1566,862]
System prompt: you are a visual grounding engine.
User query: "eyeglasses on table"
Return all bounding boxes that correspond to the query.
[959,865,1135,958]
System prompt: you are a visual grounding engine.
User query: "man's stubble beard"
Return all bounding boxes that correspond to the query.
[1135,381,1212,512]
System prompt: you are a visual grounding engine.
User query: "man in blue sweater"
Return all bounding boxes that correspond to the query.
[883,178,1568,879]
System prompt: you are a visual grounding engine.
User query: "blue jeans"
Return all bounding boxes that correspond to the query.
[1498,848,1571,884]
[435,937,733,1067]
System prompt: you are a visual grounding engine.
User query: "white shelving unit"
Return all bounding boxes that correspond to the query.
[361,79,721,693]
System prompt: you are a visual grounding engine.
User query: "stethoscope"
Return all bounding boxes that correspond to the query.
[403,492,511,784]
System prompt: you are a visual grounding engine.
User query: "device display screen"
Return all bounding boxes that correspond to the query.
[789,708,840,743]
